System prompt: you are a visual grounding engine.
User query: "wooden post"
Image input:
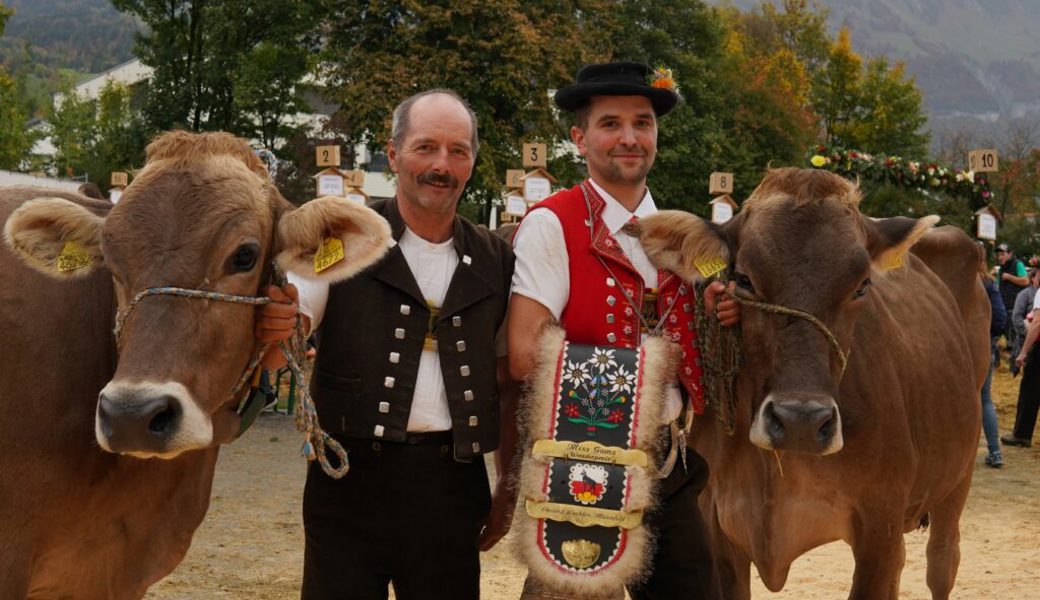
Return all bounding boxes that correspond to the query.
[974,205,1000,241]
[708,172,737,224]
[109,171,129,204]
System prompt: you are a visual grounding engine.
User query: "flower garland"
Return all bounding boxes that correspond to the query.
[807,146,992,207]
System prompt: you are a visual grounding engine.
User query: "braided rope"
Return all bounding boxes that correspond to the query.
[693,280,850,435]
[112,285,349,479]
[724,291,849,374]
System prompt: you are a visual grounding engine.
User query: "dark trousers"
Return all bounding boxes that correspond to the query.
[520,447,721,600]
[628,448,720,600]
[1013,345,1040,441]
[301,434,491,600]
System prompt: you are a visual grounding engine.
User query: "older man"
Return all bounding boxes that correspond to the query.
[257,89,517,600]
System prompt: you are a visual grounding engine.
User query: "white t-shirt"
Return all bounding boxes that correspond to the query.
[511,179,682,421]
[291,227,459,432]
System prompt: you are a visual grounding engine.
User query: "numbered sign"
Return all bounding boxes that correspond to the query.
[506,169,525,189]
[345,191,367,205]
[522,143,547,168]
[316,145,341,168]
[977,212,997,240]
[968,149,998,173]
[524,175,552,203]
[342,170,365,187]
[317,173,345,197]
[709,172,733,195]
[111,171,129,187]
[505,194,528,217]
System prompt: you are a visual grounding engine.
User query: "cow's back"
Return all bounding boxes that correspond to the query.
[0,188,217,598]
[911,225,991,389]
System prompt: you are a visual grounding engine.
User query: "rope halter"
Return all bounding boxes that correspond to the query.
[111,285,350,479]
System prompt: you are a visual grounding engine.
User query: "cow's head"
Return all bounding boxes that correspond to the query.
[640,167,936,455]
[3,131,390,458]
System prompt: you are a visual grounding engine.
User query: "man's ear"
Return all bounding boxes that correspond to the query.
[3,197,106,278]
[275,196,392,282]
[864,214,940,272]
[638,210,730,283]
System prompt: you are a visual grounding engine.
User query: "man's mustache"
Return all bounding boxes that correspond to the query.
[417,171,460,188]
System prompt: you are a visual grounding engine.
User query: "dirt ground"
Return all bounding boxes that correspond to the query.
[147,363,1040,600]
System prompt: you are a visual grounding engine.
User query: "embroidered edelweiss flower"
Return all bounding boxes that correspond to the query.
[591,348,617,372]
[609,364,636,394]
[563,360,590,386]
[649,65,681,97]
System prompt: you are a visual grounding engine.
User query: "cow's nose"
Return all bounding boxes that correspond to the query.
[758,397,841,454]
[97,392,183,453]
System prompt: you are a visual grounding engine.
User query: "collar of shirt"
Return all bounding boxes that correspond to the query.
[588,178,657,236]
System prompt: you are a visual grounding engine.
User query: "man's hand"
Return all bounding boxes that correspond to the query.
[703,280,740,327]
[256,283,300,370]
[479,476,516,552]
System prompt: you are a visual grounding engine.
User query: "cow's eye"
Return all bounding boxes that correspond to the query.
[734,271,755,294]
[853,278,872,299]
[229,243,260,273]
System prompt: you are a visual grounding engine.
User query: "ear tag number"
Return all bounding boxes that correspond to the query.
[314,237,345,273]
[695,256,727,279]
[56,241,92,272]
[882,252,904,271]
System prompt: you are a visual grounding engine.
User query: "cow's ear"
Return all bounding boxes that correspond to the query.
[3,197,106,278]
[275,195,391,282]
[638,210,730,282]
[865,214,940,272]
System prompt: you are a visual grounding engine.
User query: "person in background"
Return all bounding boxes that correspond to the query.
[996,243,1028,364]
[1009,267,1039,376]
[980,260,1007,467]
[1004,268,1040,449]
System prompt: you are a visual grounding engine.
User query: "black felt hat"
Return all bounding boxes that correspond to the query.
[554,61,680,116]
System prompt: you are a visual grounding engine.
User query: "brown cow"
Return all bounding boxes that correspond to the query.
[0,131,390,598]
[638,168,988,600]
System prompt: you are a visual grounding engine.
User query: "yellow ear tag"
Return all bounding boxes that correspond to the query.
[882,251,904,271]
[56,241,93,272]
[694,256,727,279]
[314,237,345,274]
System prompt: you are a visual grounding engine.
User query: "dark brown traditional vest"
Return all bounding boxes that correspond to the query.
[311,199,514,460]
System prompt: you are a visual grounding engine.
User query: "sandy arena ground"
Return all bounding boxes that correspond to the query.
[147,363,1040,599]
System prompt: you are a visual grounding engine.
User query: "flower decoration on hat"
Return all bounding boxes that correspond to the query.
[649,65,681,98]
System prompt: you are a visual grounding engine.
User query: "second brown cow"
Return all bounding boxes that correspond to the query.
[639,168,988,600]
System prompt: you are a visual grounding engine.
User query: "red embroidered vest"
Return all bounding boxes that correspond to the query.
[529,181,705,414]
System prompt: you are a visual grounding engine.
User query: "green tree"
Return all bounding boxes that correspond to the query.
[713,5,819,195]
[811,27,928,158]
[49,83,97,178]
[0,1,38,170]
[812,27,861,149]
[113,0,319,147]
[0,2,11,35]
[846,58,929,157]
[49,81,151,186]
[320,0,616,217]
